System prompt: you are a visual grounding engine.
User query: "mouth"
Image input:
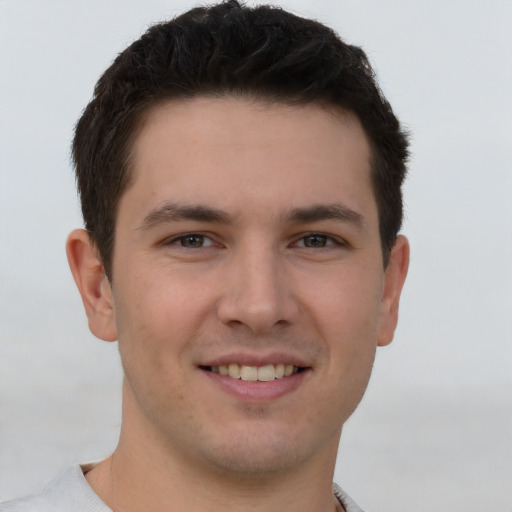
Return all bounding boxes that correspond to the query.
[200,363,305,382]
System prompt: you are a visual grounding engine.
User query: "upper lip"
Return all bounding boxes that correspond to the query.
[199,351,311,368]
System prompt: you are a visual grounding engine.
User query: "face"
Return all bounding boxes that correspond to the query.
[74,97,408,477]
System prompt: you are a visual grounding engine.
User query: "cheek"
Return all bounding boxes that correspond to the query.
[112,281,191,422]
[304,268,382,395]
[111,266,215,379]
[111,277,173,374]
[114,263,203,332]
[305,268,383,340]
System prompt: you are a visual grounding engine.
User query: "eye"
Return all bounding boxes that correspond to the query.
[301,234,328,248]
[171,234,215,248]
[295,234,338,248]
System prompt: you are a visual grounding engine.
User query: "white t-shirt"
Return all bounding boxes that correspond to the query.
[0,464,364,512]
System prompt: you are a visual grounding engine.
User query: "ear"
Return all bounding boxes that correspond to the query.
[66,229,117,342]
[377,235,410,347]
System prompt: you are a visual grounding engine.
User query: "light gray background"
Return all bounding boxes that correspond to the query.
[1,1,511,510]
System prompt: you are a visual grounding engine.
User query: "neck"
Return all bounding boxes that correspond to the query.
[88,454,341,512]
[86,383,342,512]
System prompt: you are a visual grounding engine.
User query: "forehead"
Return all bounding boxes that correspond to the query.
[136,96,369,160]
[123,96,376,224]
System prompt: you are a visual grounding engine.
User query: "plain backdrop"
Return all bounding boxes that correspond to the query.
[0,1,511,511]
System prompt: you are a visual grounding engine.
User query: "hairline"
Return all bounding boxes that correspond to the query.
[101,92,390,282]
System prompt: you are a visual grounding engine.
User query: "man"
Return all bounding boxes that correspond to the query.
[1,1,409,511]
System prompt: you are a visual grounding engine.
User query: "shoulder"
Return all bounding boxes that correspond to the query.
[0,493,48,512]
[0,465,111,512]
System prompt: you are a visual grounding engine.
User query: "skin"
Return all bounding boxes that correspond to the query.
[67,97,409,512]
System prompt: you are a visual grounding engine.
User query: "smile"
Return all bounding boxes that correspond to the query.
[206,363,300,381]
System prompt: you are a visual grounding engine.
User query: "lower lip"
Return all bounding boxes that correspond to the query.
[201,368,309,402]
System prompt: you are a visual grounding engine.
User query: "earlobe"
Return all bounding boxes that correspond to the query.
[66,229,117,342]
[377,235,410,347]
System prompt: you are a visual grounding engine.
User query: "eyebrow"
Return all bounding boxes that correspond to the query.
[138,201,233,231]
[138,201,365,231]
[283,203,365,227]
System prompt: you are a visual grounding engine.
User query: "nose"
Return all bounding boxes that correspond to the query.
[216,243,299,334]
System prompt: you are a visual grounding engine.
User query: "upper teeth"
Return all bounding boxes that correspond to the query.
[211,363,298,381]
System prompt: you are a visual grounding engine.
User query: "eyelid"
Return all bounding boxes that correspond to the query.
[292,232,348,248]
[162,232,218,248]
[159,231,348,249]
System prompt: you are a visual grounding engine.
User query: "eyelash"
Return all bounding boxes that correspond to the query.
[293,233,345,249]
[166,233,217,249]
[164,232,346,250]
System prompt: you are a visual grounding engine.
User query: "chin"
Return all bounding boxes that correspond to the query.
[204,444,302,477]
[196,421,331,478]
